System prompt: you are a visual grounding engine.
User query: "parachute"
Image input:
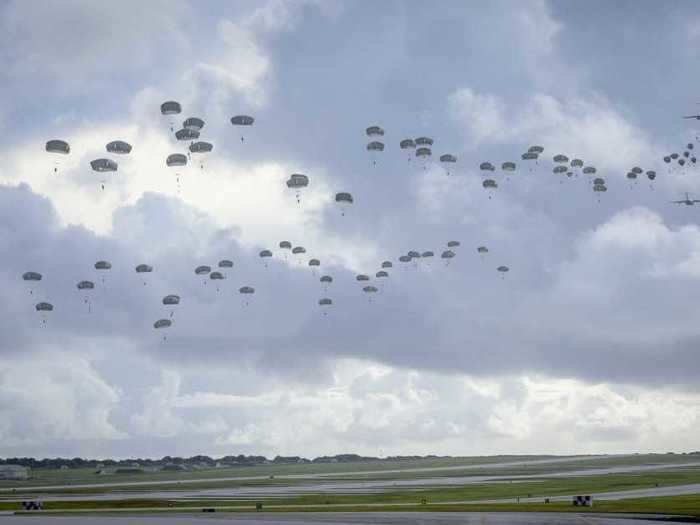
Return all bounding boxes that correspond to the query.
[480,162,495,172]
[292,246,306,255]
[421,251,434,258]
[183,117,205,132]
[287,173,309,204]
[399,255,412,263]
[553,166,568,174]
[218,259,234,268]
[593,178,605,185]
[440,154,457,175]
[46,139,70,174]
[367,141,385,152]
[497,265,509,273]
[571,159,584,168]
[356,274,370,281]
[647,170,656,180]
[210,271,225,291]
[593,184,607,193]
[501,162,516,172]
[94,261,112,270]
[477,246,488,254]
[631,166,643,174]
[135,264,153,285]
[381,261,393,268]
[279,241,292,250]
[582,166,597,175]
[106,140,132,154]
[320,275,333,283]
[175,128,199,141]
[671,153,679,160]
[335,192,353,215]
[309,259,320,267]
[35,302,53,311]
[22,271,42,282]
[553,154,569,164]
[626,171,638,180]
[664,156,671,164]
[407,250,421,259]
[154,319,172,329]
[259,250,273,267]
[521,152,538,161]
[231,115,254,142]
[239,286,255,294]
[362,285,378,294]
[91,159,118,190]
[441,250,456,259]
[447,241,460,248]
[319,297,333,306]
[415,137,434,146]
[77,280,94,290]
[189,141,213,170]
[376,270,389,278]
[162,296,180,319]
[400,138,416,161]
[528,146,544,154]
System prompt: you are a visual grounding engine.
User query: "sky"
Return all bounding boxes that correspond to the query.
[1,0,700,459]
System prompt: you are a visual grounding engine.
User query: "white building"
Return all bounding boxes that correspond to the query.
[0,465,29,480]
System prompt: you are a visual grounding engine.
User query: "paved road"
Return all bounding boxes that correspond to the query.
[0,512,689,524]
[472,482,700,504]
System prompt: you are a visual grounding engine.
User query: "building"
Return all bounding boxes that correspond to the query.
[0,465,30,480]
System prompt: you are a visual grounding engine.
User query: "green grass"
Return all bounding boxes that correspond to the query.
[4,453,697,494]
[2,470,699,511]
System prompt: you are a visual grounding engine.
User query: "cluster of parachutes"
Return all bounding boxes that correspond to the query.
[663,143,696,172]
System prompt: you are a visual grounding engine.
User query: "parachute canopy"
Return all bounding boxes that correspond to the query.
[183,117,205,131]
[166,153,187,167]
[335,192,353,205]
[376,270,389,278]
[441,250,456,259]
[309,259,320,267]
[135,264,153,273]
[292,246,306,255]
[356,274,370,281]
[36,302,54,312]
[477,246,488,253]
[319,298,333,306]
[162,294,180,306]
[189,141,213,153]
[415,137,434,146]
[367,141,385,152]
[46,140,70,155]
[366,126,384,137]
[259,250,272,258]
[279,241,292,250]
[320,275,333,283]
[415,147,432,158]
[154,319,172,329]
[528,145,544,154]
[381,261,393,268]
[90,159,117,172]
[502,162,516,172]
[400,139,416,150]
[22,271,42,281]
[77,280,95,290]
[239,286,255,294]
[231,115,254,126]
[210,271,224,280]
[497,265,509,273]
[160,101,181,115]
[287,173,309,189]
[447,240,460,248]
[106,140,132,154]
[480,162,495,172]
[195,265,211,275]
[175,128,199,141]
[440,154,457,163]
[94,261,111,270]
[218,259,234,268]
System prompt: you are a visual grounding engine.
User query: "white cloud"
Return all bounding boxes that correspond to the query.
[0,353,123,445]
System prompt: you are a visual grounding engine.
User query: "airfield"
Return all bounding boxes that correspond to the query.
[0,454,699,522]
